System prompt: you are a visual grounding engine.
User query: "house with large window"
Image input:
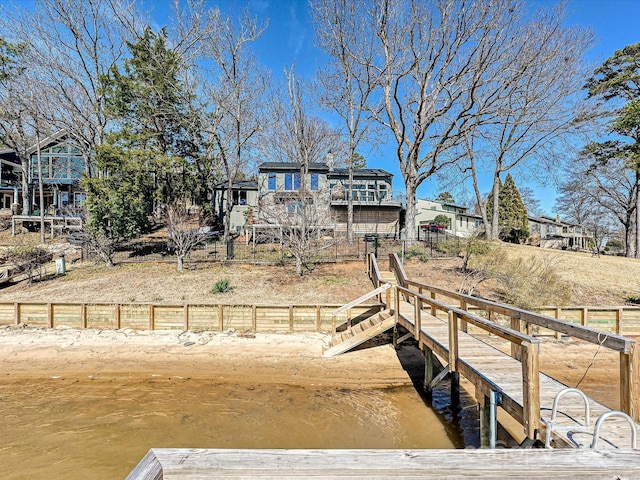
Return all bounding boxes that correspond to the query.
[0,149,22,212]
[213,161,403,237]
[529,215,590,250]
[27,131,88,213]
[0,131,88,215]
[211,180,259,234]
[415,199,483,238]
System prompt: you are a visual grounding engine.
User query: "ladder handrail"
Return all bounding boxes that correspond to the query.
[591,411,637,450]
[544,388,592,448]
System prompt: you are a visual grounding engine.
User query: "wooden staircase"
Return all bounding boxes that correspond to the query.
[323,309,395,358]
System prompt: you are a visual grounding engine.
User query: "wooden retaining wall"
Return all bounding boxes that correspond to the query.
[0,302,382,333]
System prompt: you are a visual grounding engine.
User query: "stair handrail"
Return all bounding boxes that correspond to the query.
[388,253,409,288]
[331,283,392,335]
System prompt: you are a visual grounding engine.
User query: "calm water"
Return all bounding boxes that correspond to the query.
[0,374,463,479]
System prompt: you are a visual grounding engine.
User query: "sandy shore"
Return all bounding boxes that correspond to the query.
[0,326,412,388]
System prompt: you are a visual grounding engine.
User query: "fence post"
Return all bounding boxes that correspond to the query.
[218,305,224,331]
[555,307,562,339]
[289,305,294,333]
[448,310,460,404]
[81,304,87,329]
[149,305,155,330]
[47,302,53,328]
[459,299,468,333]
[616,308,623,336]
[522,341,541,440]
[183,304,189,331]
[14,302,20,326]
[581,307,588,327]
[115,304,121,329]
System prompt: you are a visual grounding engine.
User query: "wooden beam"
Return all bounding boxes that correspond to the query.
[616,308,623,336]
[115,304,121,329]
[218,305,224,331]
[331,283,391,317]
[183,304,189,331]
[315,306,321,332]
[522,341,541,439]
[289,305,294,333]
[127,448,640,479]
[252,305,258,332]
[14,302,19,326]
[620,342,640,422]
[448,310,458,373]
[81,303,87,329]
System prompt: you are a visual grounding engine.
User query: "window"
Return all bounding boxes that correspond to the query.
[268,173,276,191]
[285,200,302,214]
[284,173,300,191]
[232,191,247,205]
[310,173,319,190]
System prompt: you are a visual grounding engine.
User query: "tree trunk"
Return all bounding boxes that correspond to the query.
[177,255,184,271]
[490,176,501,240]
[635,170,640,258]
[347,163,354,243]
[404,180,417,244]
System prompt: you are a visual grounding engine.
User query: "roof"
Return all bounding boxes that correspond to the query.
[212,180,258,190]
[26,130,70,155]
[0,149,21,165]
[258,162,329,172]
[258,162,393,178]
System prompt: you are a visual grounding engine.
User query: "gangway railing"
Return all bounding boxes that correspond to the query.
[544,388,592,448]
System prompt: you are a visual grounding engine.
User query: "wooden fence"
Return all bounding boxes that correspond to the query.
[0,302,383,333]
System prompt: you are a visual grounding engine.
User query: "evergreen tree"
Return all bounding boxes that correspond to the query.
[487,174,529,244]
[585,42,640,257]
[101,26,201,208]
[435,191,455,204]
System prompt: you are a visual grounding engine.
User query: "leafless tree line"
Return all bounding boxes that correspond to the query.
[0,0,602,255]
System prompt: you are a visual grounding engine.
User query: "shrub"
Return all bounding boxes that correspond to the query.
[626,295,640,305]
[492,254,571,310]
[211,279,232,293]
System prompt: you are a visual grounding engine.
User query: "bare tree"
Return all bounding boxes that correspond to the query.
[201,10,274,243]
[311,0,380,243]
[318,0,533,243]
[457,3,594,239]
[166,204,209,271]
[0,0,143,175]
[258,189,339,276]
[560,153,637,256]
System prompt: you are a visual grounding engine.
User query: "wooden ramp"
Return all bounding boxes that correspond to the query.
[323,309,394,357]
[396,299,640,449]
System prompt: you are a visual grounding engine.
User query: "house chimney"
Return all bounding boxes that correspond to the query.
[325,151,334,171]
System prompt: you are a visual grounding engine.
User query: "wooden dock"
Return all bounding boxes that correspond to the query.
[326,253,639,449]
[127,448,640,479]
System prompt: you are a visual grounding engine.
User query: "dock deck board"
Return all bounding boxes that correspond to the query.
[127,448,640,479]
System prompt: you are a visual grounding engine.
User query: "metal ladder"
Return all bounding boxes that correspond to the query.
[544,388,592,448]
[544,387,638,449]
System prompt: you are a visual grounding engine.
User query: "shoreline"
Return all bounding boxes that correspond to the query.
[0,326,413,389]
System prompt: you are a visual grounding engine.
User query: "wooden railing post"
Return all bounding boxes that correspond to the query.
[581,307,588,327]
[459,299,468,333]
[448,310,458,373]
[554,307,562,339]
[183,304,190,331]
[620,342,640,422]
[430,292,437,316]
[522,341,541,440]
[510,316,522,361]
[414,296,422,339]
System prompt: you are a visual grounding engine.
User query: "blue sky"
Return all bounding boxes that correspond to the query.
[156,0,640,212]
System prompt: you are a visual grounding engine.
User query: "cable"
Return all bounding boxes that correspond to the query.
[575,331,609,389]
